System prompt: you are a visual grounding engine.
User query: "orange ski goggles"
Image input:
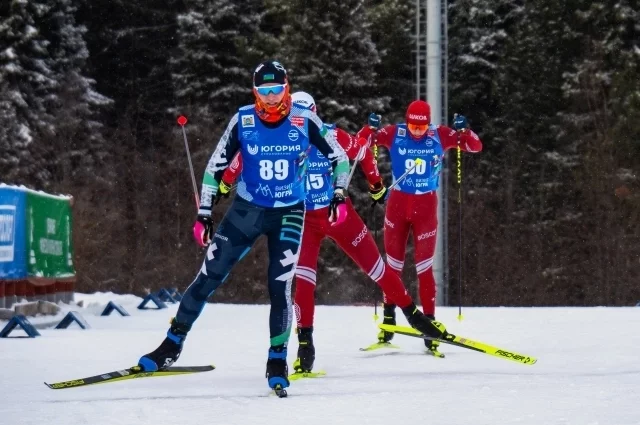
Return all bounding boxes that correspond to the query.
[407,123,428,136]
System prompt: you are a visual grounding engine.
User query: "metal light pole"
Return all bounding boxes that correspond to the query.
[416,0,448,306]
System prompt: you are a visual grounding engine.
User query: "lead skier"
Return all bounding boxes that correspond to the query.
[137,61,350,396]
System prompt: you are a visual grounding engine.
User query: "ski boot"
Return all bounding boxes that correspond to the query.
[138,318,190,372]
[402,303,448,339]
[423,314,444,357]
[293,327,315,373]
[266,345,289,398]
[377,304,397,343]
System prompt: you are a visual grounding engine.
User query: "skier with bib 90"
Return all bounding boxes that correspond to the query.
[137,61,351,397]
[221,92,451,374]
[358,100,482,356]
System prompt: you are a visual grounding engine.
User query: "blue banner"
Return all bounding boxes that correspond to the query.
[0,187,27,279]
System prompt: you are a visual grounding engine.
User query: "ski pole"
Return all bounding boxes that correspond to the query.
[372,203,379,322]
[344,136,369,190]
[177,115,200,210]
[369,157,423,208]
[454,113,464,322]
[386,158,423,191]
[370,142,381,321]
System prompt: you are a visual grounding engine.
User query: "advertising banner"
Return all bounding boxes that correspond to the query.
[0,187,27,279]
[25,192,75,279]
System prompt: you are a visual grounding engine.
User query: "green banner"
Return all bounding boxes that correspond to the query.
[26,192,75,278]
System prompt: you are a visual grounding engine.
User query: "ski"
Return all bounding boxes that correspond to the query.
[379,324,537,365]
[289,370,327,381]
[44,365,215,389]
[359,342,401,352]
[360,341,444,357]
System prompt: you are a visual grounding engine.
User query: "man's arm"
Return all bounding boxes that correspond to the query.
[335,128,381,187]
[221,152,242,185]
[305,112,349,189]
[199,113,241,212]
[437,125,483,153]
[357,124,397,150]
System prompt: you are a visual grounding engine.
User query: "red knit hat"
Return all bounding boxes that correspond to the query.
[405,100,431,125]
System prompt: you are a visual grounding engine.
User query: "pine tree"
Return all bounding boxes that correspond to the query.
[77,0,182,139]
[0,0,58,187]
[558,0,640,303]
[448,0,515,135]
[281,0,387,132]
[366,0,413,121]
[35,0,112,181]
[172,0,262,127]
[447,0,588,305]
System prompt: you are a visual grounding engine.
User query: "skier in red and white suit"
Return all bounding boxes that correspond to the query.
[220,93,448,373]
[358,100,482,355]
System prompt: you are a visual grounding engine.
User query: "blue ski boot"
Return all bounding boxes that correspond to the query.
[266,345,289,398]
[138,318,190,371]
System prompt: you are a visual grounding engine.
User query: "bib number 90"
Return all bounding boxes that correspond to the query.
[405,158,427,175]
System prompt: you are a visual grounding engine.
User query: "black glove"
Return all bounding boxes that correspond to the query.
[328,189,347,224]
[369,181,388,205]
[453,114,469,132]
[368,113,382,130]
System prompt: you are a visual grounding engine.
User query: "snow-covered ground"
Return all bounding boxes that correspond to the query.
[1,293,639,425]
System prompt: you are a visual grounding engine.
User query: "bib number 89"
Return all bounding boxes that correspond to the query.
[260,159,289,180]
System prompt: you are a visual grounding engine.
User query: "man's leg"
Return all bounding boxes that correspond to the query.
[292,209,326,373]
[379,191,412,342]
[383,191,412,283]
[138,200,263,371]
[263,204,305,389]
[411,192,438,317]
[329,200,413,308]
[293,209,326,329]
[411,192,441,353]
[331,200,441,344]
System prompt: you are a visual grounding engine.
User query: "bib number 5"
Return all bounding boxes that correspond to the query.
[306,174,324,190]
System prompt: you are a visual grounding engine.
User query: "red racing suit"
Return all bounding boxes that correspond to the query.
[222,126,414,328]
[358,124,482,316]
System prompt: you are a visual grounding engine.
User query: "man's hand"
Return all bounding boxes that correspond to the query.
[453,114,468,132]
[369,181,387,205]
[328,189,347,226]
[368,113,382,130]
[193,207,214,247]
[214,180,232,204]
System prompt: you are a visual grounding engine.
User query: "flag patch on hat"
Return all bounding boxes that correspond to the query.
[263,74,275,81]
